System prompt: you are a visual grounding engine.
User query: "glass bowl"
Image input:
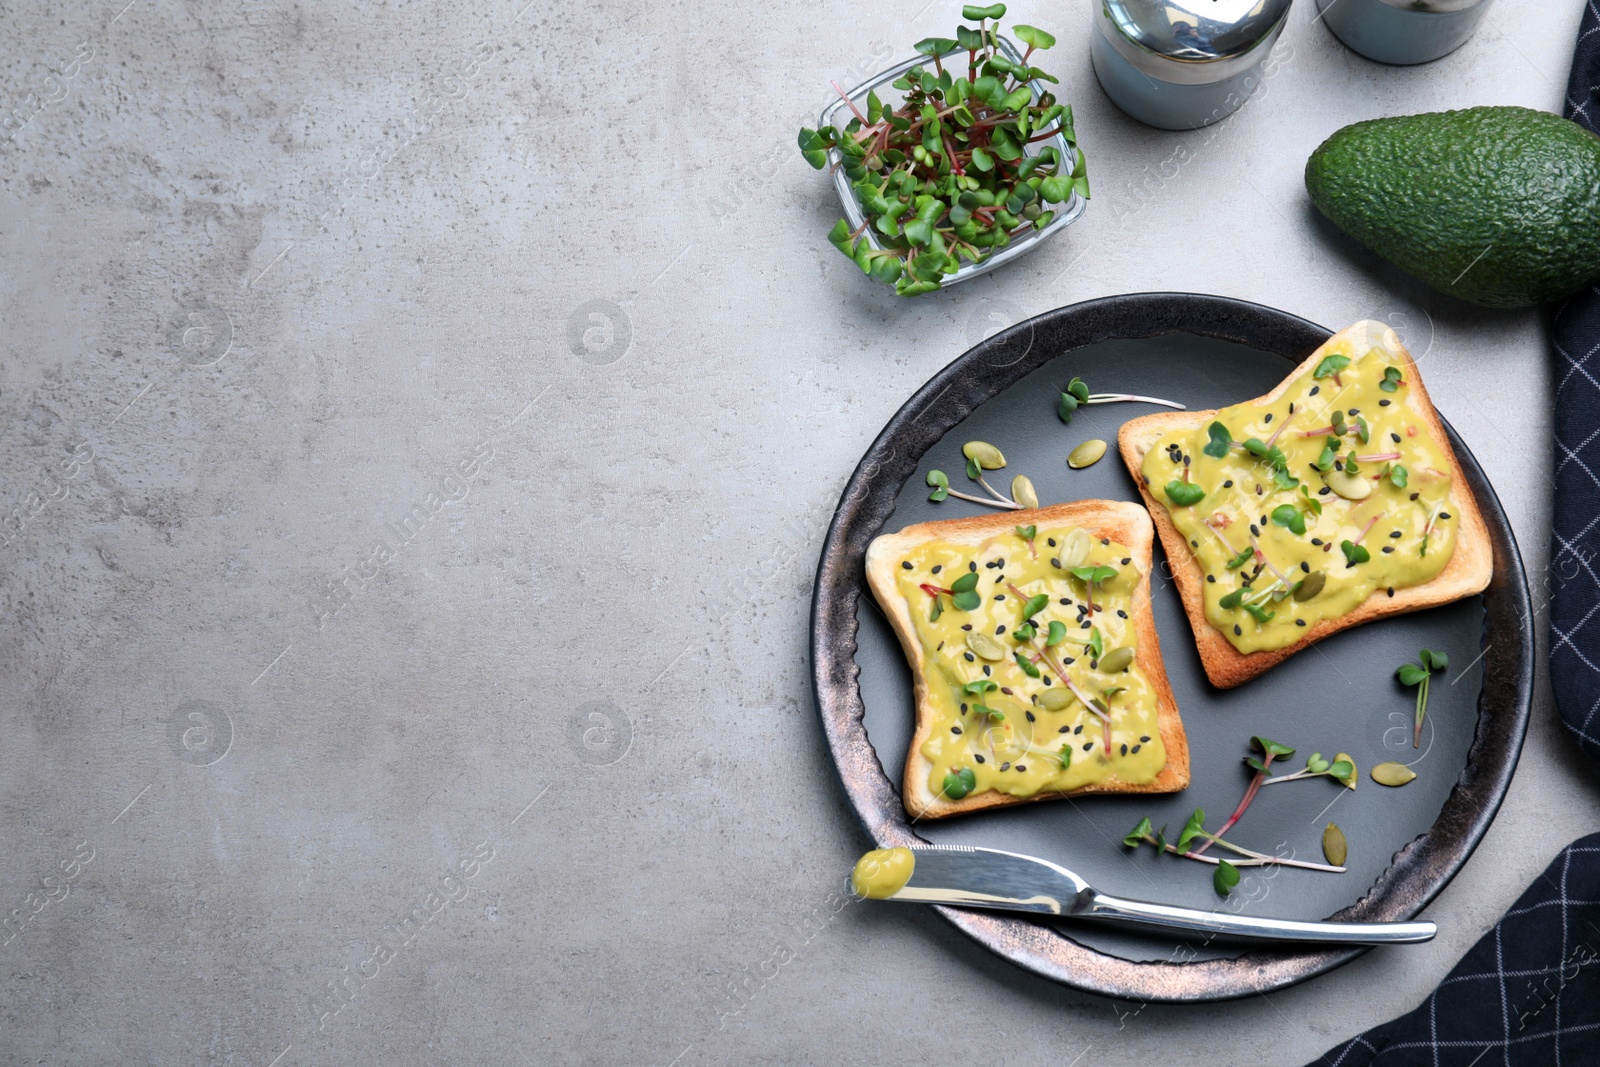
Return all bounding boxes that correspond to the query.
[816,35,1087,290]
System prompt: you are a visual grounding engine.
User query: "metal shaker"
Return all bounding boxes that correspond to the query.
[1092,0,1294,131]
[1315,0,1497,66]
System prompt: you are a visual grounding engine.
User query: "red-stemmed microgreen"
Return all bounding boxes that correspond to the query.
[1379,365,1405,392]
[921,569,983,616]
[1396,648,1448,748]
[1313,353,1351,387]
[1066,564,1116,613]
[1187,736,1293,858]
[1016,523,1037,557]
[942,767,977,799]
[1164,455,1205,506]
[1058,375,1183,425]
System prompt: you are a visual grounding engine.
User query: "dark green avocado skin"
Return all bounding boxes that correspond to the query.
[1305,106,1600,308]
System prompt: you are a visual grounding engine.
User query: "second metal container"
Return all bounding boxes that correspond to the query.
[1315,0,1496,66]
[1092,0,1294,131]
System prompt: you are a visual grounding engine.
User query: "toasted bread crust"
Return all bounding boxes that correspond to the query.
[865,499,1190,820]
[1116,321,1493,690]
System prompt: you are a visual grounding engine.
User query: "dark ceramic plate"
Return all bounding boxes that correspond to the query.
[811,293,1532,1002]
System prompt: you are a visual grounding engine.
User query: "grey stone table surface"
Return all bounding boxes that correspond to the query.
[0,1,1592,1063]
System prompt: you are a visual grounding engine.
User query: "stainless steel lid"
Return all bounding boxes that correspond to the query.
[1095,0,1294,84]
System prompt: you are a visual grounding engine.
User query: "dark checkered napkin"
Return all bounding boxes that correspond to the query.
[1552,0,1600,760]
[1307,836,1600,1065]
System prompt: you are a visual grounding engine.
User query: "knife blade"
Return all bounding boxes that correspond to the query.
[870,845,1435,945]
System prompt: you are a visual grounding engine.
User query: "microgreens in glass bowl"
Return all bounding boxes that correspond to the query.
[798,4,1087,296]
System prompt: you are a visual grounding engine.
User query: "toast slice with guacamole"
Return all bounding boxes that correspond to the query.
[1117,320,1492,690]
[865,499,1189,820]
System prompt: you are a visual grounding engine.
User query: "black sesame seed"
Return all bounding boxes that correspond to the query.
[960,702,968,712]
[1387,587,1395,597]
[1264,413,1273,424]
[1234,624,1243,636]
[996,624,1007,635]
[1256,486,1265,496]
[1016,764,1027,772]
[994,574,1005,585]
[1390,530,1402,538]
[1117,609,1128,618]
[994,594,1005,601]
[1000,686,1013,695]
[1132,744,1142,754]
[1300,561,1311,572]
[1311,538,1323,546]
[1062,656,1075,665]
[1050,557,1061,568]
[951,726,962,734]
[1295,619,1306,627]
[1025,711,1035,722]
[1048,538,1057,547]
[1318,487,1331,496]
[1440,512,1451,519]
[1207,574,1216,583]
[1348,408,1359,416]
[1409,492,1420,501]
[961,623,973,631]
[1041,676,1052,686]
[1058,597,1070,605]
[975,754,986,763]
[1182,454,1191,466]
[1379,399,1391,407]
[1083,742,1093,751]
[932,565,942,574]
[1391,433,1402,444]
[1059,725,1071,734]
[1191,539,1199,548]
[1382,546,1395,554]
[1081,621,1092,629]
[1250,524,1260,537]
[982,665,992,676]
[1089,659,1099,670]
[964,652,975,662]
[902,561,913,570]
[1074,724,1084,734]
[1310,385,1320,396]
[1120,743,1128,756]
[1140,735,1151,743]
[1121,557,1131,565]
[1000,762,1010,771]
[969,561,977,572]
[1223,479,1234,488]
[936,641,944,651]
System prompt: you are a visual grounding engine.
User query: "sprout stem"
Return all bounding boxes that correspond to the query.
[831,81,868,124]
[945,488,1021,510]
[1086,393,1186,410]
[974,474,1016,506]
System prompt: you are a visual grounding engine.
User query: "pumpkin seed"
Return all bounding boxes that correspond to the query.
[1098,646,1134,673]
[1294,571,1326,601]
[1038,688,1073,710]
[1011,474,1039,510]
[1325,469,1372,501]
[1057,527,1093,570]
[1068,439,1107,469]
[966,631,1005,661]
[962,440,1006,470]
[1371,761,1417,787]
[1322,822,1348,867]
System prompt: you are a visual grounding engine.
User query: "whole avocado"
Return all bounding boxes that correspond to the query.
[1305,106,1600,308]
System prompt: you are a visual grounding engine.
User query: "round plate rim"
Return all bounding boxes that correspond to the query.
[809,291,1534,1003]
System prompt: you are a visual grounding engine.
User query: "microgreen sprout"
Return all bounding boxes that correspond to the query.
[1057,743,1072,770]
[1045,620,1067,646]
[801,5,1085,295]
[1087,625,1103,661]
[1068,564,1116,613]
[1188,736,1292,858]
[1203,421,1232,459]
[922,569,984,612]
[1243,437,1299,491]
[1270,503,1307,536]
[1340,540,1370,567]
[1259,751,1357,790]
[1058,375,1183,424]
[927,467,1019,509]
[1379,366,1405,392]
[1123,805,1347,896]
[1397,648,1448,748]
[1312,353,1351,386]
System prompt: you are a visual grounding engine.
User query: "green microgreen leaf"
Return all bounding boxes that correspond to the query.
[1380,366,1404,392]
[1313,354,1351,380]
[1225,546,1255,571]
[927,468,950,501]
[963,3,1007,19]
[1203,421,1232,459]
[1213,859,1241,897]
[962,679,999,696]
[1046,620,1068,646]
[1340,540,1371,567]
[1023,593,1049,619]
[929,595,943,622]
[1356,415,1371,445]
[1164,480,1206,507]
[951,572,979,594]
[1057,743,1072,770]
[1388,464,1409,488]
[1016,524,1037,541]
[1014,651,1042,678]
[1012,621,1035,640]
[965,456,981,480]
[914,36,958,56]
[1243,603,1275,624]
[1421,648,1448,672]
[1252,736,1296,760]
[1067,377,1090,404]
[1014,24,1056,49]
[1271,504,1307,536]
[1219,588,1247,609]
[1176,808,1207,853]
[943,767,977,799]
[1088,626,1103,660]
[1123,816,1154,848]
[952,591,980,610]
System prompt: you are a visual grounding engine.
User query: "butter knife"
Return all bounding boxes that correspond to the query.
[862,845,1435,945]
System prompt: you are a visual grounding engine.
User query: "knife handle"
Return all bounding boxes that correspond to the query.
[1081,891,1436,945]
